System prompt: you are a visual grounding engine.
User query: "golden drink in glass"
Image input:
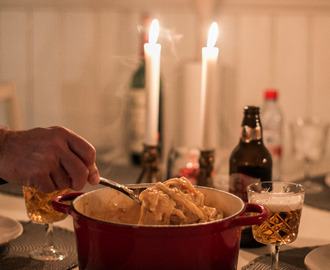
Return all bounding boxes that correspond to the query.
[247,182,305,270]
[23,186,70,261]
[250,194,303,246]
[23,187,69,223]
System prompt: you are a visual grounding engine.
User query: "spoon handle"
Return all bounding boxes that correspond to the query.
[99,177,142,205]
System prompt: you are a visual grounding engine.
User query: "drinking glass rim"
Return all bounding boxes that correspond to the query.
[292,117,329,128]
[246,181,305,194]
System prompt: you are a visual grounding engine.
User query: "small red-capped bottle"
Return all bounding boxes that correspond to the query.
[261,88,283,181]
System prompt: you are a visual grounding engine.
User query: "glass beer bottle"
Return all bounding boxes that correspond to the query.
[229,105,272,248]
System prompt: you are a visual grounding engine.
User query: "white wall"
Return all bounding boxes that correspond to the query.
[0,0,329,169]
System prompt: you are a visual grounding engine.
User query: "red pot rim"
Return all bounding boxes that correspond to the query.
[69,185,247,229]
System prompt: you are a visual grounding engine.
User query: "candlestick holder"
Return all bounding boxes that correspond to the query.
[197,149,215,187]
[136,144,161,184]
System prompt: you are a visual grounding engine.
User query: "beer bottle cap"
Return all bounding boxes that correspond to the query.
[244,106,259,114]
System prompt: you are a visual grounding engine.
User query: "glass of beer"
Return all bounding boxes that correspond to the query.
[23,186,70,261]
[247,182,305,270]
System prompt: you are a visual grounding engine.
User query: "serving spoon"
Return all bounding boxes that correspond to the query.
[0,176,142,205]
[99,177,142,205]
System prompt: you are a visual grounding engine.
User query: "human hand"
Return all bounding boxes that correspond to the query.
[0,126,100,193]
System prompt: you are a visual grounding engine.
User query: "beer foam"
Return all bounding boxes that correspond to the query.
[250,192,303,212]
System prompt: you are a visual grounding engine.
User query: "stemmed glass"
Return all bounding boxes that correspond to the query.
[247,182,305,270]
[290,118,329,194]
[23,186,70,261]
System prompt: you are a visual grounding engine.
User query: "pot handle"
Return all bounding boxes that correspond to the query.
[51,192,84,215]
[230,203,269,228]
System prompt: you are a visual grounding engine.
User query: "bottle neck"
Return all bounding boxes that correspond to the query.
[262,98,282,117]
[264,98,277,106]
[265,98,276,102]
[240,125,262,143]
[240,109,263,143]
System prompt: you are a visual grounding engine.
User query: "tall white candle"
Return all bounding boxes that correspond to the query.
[200,22,219,150]
[144,19,161,146]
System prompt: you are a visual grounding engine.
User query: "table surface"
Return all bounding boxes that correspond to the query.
[1,186,330,269]
[1,155,330,269]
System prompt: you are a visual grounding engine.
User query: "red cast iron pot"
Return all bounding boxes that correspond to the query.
[52,185,268,270]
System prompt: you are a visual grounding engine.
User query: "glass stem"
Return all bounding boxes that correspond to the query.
[271,245,280,270]
[45,223,55,252]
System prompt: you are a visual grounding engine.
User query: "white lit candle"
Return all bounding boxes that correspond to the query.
[144,19,161,145]
[200,22,219,150]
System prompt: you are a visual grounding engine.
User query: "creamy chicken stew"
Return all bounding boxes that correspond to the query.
[138,177,223,225]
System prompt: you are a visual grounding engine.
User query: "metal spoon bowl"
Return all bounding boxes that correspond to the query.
[99,177,142,205]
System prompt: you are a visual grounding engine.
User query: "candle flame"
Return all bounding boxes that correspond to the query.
[149,19,159,44]
[207,22,218,47]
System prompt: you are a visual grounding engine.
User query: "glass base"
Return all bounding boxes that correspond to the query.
[30,246,67,261]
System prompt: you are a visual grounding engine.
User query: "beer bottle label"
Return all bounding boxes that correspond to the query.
[229,173,260,201]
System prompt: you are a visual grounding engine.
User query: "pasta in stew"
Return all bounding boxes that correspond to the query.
[138,177,223,225]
